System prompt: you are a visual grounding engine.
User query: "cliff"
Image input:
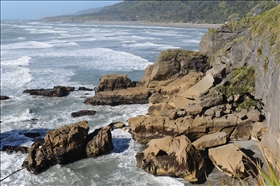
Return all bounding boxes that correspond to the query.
[200,5,280,165]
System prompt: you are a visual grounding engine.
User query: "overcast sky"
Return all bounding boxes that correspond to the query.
[1,1,122,20]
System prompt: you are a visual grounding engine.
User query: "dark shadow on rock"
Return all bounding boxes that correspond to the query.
[0,128,50,150]
[193,149,216,184]
[112,138,130,153]
[240,148,262,178]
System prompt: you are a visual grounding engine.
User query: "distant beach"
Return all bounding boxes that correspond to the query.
[83,21,222,29]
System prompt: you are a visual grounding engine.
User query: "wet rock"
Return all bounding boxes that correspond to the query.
[71,110,96,117]
[108,122,126,130]
[2,145,29,154]
[86,126,113,158]
[208,143,247,178]
[22,121,89,174]
[192,132,228,150]
[24,132,41,138]
[136,135,205,182]
[23,86,73,97]
[78,87,93,91]
[0,95,10,100]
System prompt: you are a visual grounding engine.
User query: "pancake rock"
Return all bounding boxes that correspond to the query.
[136,135,205,182]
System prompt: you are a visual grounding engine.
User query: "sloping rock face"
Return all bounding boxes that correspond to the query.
[208,143,246,178]
[86,126,113,158]
[200,5,280,166]
[136,135,205,182]
[22,121,89,174]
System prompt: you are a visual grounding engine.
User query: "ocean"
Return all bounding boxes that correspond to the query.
[0,20,207,185]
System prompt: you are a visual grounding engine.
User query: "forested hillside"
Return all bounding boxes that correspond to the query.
[42,0,277,23]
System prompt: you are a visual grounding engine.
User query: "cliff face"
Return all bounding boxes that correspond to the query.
[199,5,280,164]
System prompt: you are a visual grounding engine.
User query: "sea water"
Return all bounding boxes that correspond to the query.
[0,20,206,185]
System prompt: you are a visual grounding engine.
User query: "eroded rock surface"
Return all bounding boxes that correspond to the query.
[136,135,205,182]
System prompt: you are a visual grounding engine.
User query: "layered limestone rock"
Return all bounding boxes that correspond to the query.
[22,121,114,174]
[199,5,280,166]
[22,121,89,174]
[136,135,205,182]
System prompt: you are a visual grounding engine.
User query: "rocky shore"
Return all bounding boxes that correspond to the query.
[1,5,279,184]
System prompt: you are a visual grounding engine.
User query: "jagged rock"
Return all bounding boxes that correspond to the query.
[136,135,205,182]
[192,132,228,150]
[208,143,247,178]
[236,109,248,120]
[84,87,151,106]
[78,87,93,91]
[108,122,126,130]
[23,86,73,97]
[251,121,267,141]
[22,121,89,174]
[2,145,29,154]
[86,126,113,158]
[71,110,96,117]
[246,109,261,122]
[24,132,41,138]
[94,74,136,93]
[0,95,10,100]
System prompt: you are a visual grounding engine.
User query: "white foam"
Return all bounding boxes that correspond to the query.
[2,41,53,50]
[47,40,80,47]
[1,67,32,89]
[1,56,32,67]
[17,37,26,40]
[122,42,180,50]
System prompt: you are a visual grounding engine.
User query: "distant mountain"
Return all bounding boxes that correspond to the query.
[42,1,277,24]
[74,7,103,15]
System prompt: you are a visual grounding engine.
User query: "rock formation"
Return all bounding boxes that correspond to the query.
[71,110,96,117]
[21,121,114,174]
[23,86,75,97]
[136,135,205,182]
[0,95,10,100]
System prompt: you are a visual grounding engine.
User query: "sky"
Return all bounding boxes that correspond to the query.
[1,1,122,20]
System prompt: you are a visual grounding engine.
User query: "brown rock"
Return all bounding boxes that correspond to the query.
[94,74,136,93]
[246,109,261,122]
[251,121,267,141]
[23,86,73,97]
[230,119,254,140]
[71,110,96,117]
[192,132,228,150]
[84,87,151,106]
[185,104,203,115]
[22,121,89,174]
[208,143,246,177]
[86,126,113,158]
[136,135,205,182]
[199,95,224,108]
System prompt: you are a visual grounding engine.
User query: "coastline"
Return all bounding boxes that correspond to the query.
[85,21,222,29]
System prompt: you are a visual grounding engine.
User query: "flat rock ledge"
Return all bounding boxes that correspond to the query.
[23,86,75,97]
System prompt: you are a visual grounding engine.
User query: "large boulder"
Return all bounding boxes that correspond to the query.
[208,143,247,177]
[94,74,136,93]
[136,135,205,182]
[71,110,96,117]
[86,126,113,158]
[22,121,89,174]
[192,132,228,150]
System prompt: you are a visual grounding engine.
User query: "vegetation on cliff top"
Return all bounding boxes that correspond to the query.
[42,1,277,24]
